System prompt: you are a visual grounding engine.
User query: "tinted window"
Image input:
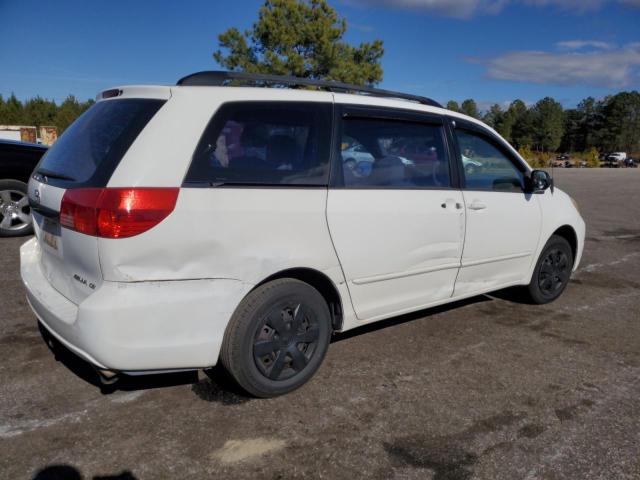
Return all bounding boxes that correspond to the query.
[339,117,450,189]
[0,142,47,179]
[37,99,165,186]
[456,129,524,192]
[185,102,332,186]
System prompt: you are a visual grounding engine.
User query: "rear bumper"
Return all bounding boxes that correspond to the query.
[20,238,252,371]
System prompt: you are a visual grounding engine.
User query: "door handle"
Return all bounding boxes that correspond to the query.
[468,201,487,210]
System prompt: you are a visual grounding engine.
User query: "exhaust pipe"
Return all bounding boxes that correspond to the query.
[95,367,120,385]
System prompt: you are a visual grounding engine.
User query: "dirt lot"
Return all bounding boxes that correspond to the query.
[1,169,639,480]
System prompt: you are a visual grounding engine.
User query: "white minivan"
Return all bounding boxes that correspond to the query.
[20,72,585,397]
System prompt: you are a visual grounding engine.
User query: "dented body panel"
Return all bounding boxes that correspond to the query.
[21,238,252,370]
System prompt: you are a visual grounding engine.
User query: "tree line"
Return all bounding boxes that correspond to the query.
[0,93,94,134]
[2,89,638,158]
[447,91,640,156]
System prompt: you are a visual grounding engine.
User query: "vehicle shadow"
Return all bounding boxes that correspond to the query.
[488,286,535,304]
[32,464,135,479]
[37,322,198,395]
[332,294,493,343]
[37,292,503,400]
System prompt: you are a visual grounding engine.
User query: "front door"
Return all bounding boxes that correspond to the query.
[327,107,465,321]
[452,123,542,296]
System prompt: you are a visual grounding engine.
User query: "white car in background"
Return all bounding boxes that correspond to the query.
[20,71,585,397]
[461,154,483,175]
[608,152,627,162]
[341,143,374,170]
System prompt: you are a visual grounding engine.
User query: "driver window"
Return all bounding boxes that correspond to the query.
[456,129,524,192]
[340,117,450,189]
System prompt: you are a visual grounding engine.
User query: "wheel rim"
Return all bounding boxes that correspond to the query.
[253,302,320,381]
[538,248,570,297]
[0,189,31,232]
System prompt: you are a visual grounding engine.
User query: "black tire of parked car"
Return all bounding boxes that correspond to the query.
[220,278,332,398]
[0,179,33,237]
[344,158,356,170]
[524,235,573,304]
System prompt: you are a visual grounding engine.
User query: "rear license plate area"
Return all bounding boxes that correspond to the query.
[42,217,61,251]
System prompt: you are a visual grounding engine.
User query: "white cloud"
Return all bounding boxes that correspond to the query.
[345,0,504,18]
[522,0,606,12]
[477,43,640,87]
[556,40,615,50]
[345,0,640,18]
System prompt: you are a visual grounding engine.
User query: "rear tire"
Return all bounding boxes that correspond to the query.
[0,179,33,237]
[524,235,573,304]
[220,278,332,398]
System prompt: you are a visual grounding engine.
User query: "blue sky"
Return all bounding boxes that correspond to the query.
[1,0,639,110]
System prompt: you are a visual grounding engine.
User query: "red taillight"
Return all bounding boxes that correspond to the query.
[60,188,179,238]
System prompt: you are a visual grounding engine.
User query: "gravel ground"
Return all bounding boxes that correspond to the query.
[1,168,639,480]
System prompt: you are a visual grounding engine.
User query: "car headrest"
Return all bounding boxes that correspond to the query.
[266,135,298,166]
[369,155,406,186]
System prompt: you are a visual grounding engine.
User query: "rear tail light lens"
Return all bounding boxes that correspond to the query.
[60,188,179,238]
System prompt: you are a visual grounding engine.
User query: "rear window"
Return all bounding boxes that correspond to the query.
[36,98,165,187]
[185,102,332,187]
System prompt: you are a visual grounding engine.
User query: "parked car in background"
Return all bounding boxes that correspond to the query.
[603,156,622,168]
[0,139,48,236]
[461,154,483,174]
[341,143,374,171]
[551,159,571,168]
[608,152,627,162]
[20,71,585,398]
[602,152,629,168]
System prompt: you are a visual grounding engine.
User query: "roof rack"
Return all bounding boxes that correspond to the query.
[176,70,442,108]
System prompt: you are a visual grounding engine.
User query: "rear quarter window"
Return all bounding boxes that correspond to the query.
[36,98,165,187]
[185,102,332,187]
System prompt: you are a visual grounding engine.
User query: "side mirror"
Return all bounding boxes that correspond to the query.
[527,169,554,193]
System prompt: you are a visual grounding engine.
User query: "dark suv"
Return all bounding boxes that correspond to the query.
[0,139,48,236]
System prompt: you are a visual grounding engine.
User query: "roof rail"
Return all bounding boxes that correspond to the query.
[176,70,442,108]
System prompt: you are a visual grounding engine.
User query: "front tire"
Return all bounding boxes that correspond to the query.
[524,235,573,304]
[220,279,332,398]
[0,179,33,237]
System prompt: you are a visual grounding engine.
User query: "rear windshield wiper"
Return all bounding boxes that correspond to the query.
[36,168,76,182]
